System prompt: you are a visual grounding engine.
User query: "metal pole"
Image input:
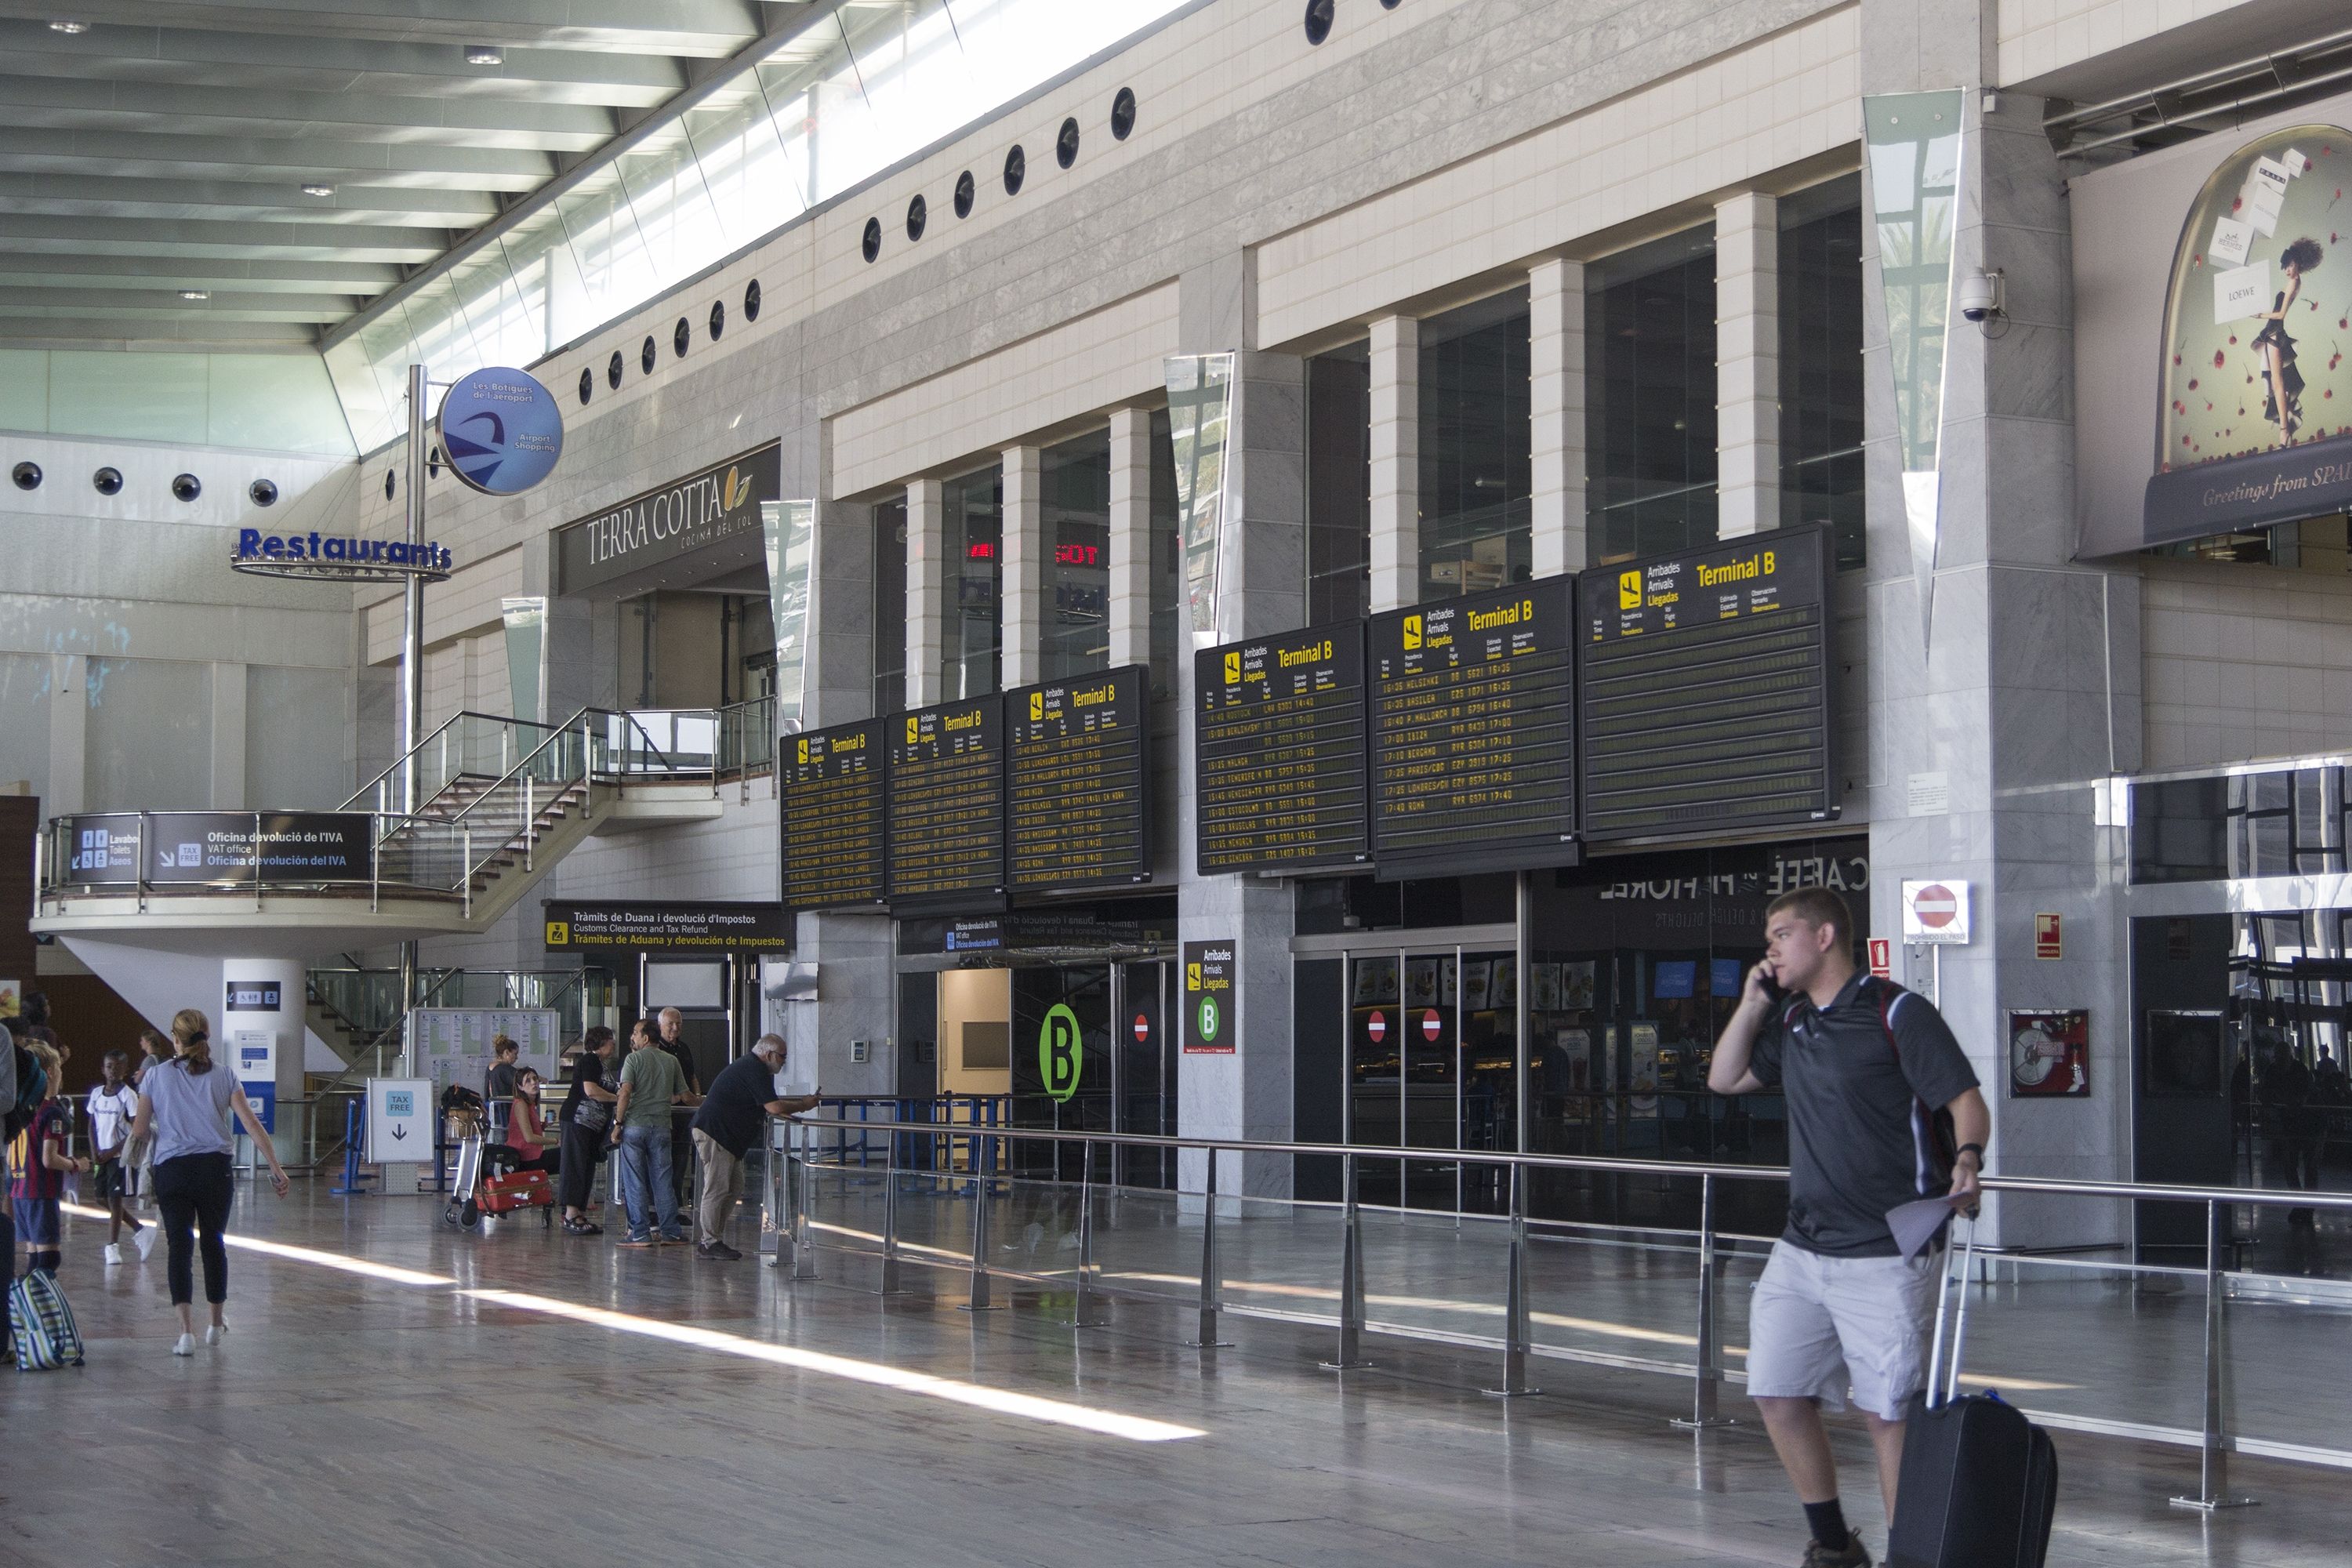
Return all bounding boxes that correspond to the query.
[402,363,429,816]
[397,941,417,1076]
[1672,1172,1733,1428]
[1065,1138,1107,1328]
[1321,1149,1373,1371]
[876,1122,906,1295]
[958,1139,1002,1312]
[1515,869,1530,1167]
[1483,1163,1543,1398]
[2171,1198,2257,1510]
[790,1120,818,1279]
[1185,1146,1233,1348]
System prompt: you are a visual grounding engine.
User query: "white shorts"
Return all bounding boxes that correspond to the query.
[1744,1239,1940,1421]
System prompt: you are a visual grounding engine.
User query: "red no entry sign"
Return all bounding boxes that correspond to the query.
[1367,1010,1386,1044]
[1422,1009,1443,1042]
[1913,884,1958,928]
[1133,1012,1150,1044]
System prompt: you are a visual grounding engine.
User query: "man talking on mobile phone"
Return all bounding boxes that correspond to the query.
[1709,887,1990,1568]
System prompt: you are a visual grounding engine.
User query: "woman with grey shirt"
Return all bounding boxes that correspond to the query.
[129,1008,289,1357]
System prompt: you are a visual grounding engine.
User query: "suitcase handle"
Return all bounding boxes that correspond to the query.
[1923,1215,1978,1410]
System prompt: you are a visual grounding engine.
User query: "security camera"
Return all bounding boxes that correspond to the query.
[1958,269,2005,324]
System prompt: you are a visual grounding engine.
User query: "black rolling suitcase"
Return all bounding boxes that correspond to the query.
[1886,1223,2059,1568]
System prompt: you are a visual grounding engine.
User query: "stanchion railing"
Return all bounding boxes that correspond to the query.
[774,1116,2352,1508]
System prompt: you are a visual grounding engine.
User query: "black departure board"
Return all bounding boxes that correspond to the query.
[887,697,1006,904]
[1577,523,1838,842]
[1194,623,1369,874]
[778,719,886,910]
[1368,579,1578,877]
[1006,664,1151,891]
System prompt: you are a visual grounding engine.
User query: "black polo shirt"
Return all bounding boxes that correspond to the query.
[1750,972,1979,1258]
[691,1055,782,1160]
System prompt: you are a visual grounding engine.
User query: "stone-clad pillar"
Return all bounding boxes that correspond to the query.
[1000,445,1044,688]
[1106,407,1152,670]
[1367,314,1420,612]
[1715,191,1780,539]
[904,477,946,709]
[1529,257,1588,577]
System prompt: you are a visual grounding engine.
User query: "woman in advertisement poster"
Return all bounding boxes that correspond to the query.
[2253,237,2324,442]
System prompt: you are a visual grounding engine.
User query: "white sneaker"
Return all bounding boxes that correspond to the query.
[204,1323,227,1346]
[172,1334,196,1357]
[103,1243,124,1265]
[134,1226,157,1261]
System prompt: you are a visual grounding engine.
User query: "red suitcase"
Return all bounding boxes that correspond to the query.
[478,1168,554,1215]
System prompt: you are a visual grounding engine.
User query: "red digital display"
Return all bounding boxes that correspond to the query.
[1054,543,1100,567]
[965,540,998,560]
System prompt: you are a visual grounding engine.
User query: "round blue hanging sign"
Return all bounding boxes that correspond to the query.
[438,367,564,496]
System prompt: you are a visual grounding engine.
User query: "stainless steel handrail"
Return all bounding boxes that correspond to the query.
[782,1116,2352,1508]
[340,709,568,811]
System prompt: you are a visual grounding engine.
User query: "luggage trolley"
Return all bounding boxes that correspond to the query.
[439,1087,555,1232]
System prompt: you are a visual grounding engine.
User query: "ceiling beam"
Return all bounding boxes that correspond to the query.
[0,126,554,186]
[0,214,448,265]
[0,74,619,151]
[0,286,358,323]
[0,315,325,347]
[0,1,768,56]
[0,24,688,107]
[0,252,405,291]
[0,172,502,224]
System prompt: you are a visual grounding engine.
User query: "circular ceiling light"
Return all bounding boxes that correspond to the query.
[49,20,89,34]
[465,44,503,66]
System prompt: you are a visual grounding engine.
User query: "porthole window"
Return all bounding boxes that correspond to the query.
[1003,144,1025,195]
[742,278,761,321]
[10,460,39,491]
[862,216,883,263]
[383,470,396,500]
[1056,116,1080,169]
[249,477,278,506]
[93,466,124,496]
[1305,0,1334,44]
[953,170,976,218]
[641,336,656,374]
[1110,87,1137,140]
[608,350,624,389]
[172,473,201,502]
[708,299,725,340]
[1381,0,1401,9]
[577,367,593,405]
[906,193,927,242]
[673,317,690,358]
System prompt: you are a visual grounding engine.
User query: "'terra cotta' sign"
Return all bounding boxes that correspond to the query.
[554,443,779,593]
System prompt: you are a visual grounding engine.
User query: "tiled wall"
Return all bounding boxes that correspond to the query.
[2141,556,2352,769]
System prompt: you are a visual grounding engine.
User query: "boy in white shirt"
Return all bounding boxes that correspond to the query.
[87,1048,152,1265]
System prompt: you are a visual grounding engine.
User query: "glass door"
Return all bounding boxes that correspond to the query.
[1344,942,1523,1215]
[1115,960,1174,1189]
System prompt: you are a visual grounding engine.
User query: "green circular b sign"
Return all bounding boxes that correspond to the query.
[1039,1003,1083,1102]
[1195,995,1221,1046]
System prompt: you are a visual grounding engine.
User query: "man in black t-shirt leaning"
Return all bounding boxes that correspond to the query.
[688,1033,820,1260]
[1709,887,1991,1568]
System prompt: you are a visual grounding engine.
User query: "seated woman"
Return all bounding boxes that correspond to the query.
[485,1066,561,1181]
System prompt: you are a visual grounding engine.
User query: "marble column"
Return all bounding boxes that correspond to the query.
[1859,0,2140,1248]
[1529,257,1589,578]
[1367,314,1420,612]
[1000,445,1044,688]
[1715,190,1780,539]
[904,477,946,708]
[209,662,246,808]
[1107,407,1153,670]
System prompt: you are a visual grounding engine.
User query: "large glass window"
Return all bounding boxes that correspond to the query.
[1780,179,1866,570]
[1306,341,1370,623]
[1418,289,1531,600]
[2132,768,2350,884]
[1149,411,1181,699]
[873,497,908,714]
[1041,430,1111,680]
[942,465,1003,699]
[1588,227,1719,563]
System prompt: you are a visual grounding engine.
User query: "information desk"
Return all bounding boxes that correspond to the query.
[779,718,887,909]
[1576,523,1837,841]
[1194,623,1369,874]
[1367,579,1578,878]
[1006,664,1150,891]
[887,698,1006,904]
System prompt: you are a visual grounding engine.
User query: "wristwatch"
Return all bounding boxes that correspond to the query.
[1956,1142,1986,1164]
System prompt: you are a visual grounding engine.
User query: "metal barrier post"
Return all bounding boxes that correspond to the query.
[1185,1147,1234,1348]
[523,774,535,871]
[790,1123,818,1279]
[1321,1149,1373,1371]
[875,1123,906,1295]
[1672,1173,1733,1429]
[2171,1198,2256,1512]
[1064,1138,1107,1329]
[1482,1163,1543,1398]
[958,1140,1003,1312]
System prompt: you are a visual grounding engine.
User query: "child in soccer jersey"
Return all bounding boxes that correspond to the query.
[10,1040,91,1278]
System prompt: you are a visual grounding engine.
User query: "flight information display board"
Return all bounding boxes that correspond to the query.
[778,718,887,910]
[1576,523,1838,842]
[887,697,1005,904]
[1193,622,1369,874]
[1367,579,1578,877]
[1005,664,1151,891]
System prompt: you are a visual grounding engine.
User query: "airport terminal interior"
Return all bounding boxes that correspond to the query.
[5,1,2352,1564]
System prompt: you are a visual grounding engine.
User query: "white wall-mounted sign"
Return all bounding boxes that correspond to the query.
[1900,879,1972,945]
